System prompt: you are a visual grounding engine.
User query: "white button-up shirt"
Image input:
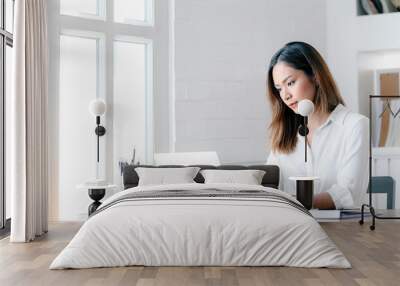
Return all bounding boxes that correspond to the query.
[267,104,369,209]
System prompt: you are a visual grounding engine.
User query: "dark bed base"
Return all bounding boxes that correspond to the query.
[122,164,280,190]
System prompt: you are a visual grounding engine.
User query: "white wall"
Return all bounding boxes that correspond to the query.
[326,0,400,114]
[358,50,400,117]
[173,0,327,164]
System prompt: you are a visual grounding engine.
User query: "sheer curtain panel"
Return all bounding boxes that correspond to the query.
[10,0,49,242]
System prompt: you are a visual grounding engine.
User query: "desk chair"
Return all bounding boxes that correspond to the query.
[370,176,395,209]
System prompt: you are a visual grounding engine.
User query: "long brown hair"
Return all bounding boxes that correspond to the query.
[267,41,344,153]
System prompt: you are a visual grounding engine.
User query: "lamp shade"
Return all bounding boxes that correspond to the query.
[89,99,106,116]
[297,99,314,116]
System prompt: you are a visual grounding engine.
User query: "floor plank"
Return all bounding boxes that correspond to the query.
[0,219,400,286]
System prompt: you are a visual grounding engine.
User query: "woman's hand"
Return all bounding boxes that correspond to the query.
[313,192,336,210]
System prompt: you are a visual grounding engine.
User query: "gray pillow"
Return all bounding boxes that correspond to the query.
[136,167,201,186]
[200,169,266,185]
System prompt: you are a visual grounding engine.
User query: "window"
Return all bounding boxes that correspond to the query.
[58,33,106,220]
[113,37,152,182]
[48,0,165,221]
[114,0,154,25]
[4,44,11,221]
[60,0,105,20]
[1,0,14,232]
[5,0,13,32]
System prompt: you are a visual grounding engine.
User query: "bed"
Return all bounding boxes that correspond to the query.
[50,164,350,269]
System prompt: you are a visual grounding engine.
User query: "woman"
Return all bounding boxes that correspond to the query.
[266,41,369,210]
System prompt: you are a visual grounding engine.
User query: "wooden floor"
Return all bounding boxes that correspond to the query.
[1,219,400,286]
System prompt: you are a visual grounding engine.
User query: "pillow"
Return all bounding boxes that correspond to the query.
[200,169,266,185]
[135,167,201,186]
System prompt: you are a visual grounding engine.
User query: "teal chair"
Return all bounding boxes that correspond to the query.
[370,176,395,209]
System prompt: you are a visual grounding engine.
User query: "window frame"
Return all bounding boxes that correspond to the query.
[0,0,14,232]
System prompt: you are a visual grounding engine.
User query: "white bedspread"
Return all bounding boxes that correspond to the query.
[50,183,351,269]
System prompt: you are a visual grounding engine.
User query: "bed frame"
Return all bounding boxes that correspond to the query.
[122,164,280,189]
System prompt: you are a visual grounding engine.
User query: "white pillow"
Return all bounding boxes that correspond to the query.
[135,167,201,186]
[200,169,266,185]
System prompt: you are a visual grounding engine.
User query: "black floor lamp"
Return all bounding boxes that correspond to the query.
[360,95,400,230]
[89,98,107,181]
[298,99,314,162]
[290,99,317,210]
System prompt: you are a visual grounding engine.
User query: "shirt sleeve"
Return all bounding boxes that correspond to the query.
[326,117,369,209]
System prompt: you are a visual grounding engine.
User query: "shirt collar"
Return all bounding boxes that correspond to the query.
[321,104,349,128]
[327,104,349,125]
[297,104,349,138]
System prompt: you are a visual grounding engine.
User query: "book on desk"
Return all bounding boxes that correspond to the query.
[309,209,372,221]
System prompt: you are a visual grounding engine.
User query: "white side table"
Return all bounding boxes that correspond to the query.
[77,184,117,216]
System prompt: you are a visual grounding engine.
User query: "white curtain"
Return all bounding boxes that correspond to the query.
[10,0,48,242]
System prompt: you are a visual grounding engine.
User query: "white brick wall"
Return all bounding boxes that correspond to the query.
[173,0,327,164]
[326,0,400,115]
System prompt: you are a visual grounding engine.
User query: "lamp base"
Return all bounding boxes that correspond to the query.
[289,176,319,210]
[88,188,106,216]
[296,180,314,210]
